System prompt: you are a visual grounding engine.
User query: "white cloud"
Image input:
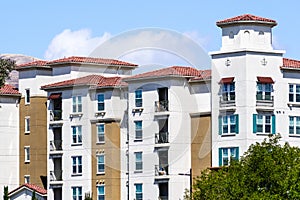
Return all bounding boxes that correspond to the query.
[44,29,111,60]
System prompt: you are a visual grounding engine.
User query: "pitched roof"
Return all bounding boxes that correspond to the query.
[190,69,211,82]
[216,14,277,27]
[125,66,203,81]
[17,56,137,69]
[41,74,126,90]
[281,58,300,69]
[9,183,47,196]
[0,84,20,95]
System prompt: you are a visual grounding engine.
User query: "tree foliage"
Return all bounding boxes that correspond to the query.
[3,186,8,200]
[192,135,300,200]
[31,191,37,200]
[0,58,16,87]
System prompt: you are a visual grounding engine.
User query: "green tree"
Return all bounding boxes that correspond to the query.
[0,58,16,87]
[31,191,37,200]
[3,186,8,200]
[192,135,300,200]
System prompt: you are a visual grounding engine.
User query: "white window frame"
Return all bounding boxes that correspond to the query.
[256,114,272,134]
[221,82,235,101]
[135,183,143,200]
[72,126,82,145]
[97,93,105,111]
[25,116,30,134]
[135,121,143,140]
[135,89,143,107]
[96,124,105,143]
[220,147,238,166]
[24,146,30,163]
[25,88,30,104]
[72,96,82,113]
[289,84,300,103]
[97,154,105,174]
[135,152,143,172]
[289,116,300,135]
[24,175,30,183]
[72,186,82,200]
[257,83,273,100]
[97,184,105,200]
[221,115,237,134]
[72,156,82,175]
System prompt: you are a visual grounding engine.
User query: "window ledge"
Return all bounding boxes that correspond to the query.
[95,111,106,117]
[134,170,143,173]
[96,172,105,175]
[134,138,143,142]
[70,113,83,118]
[71,143,82,146]
[24,161,30,164]
[256,133,272,136]
[289,134,300,138]
[132,108,144,113]
[71,173,82,177]
[96,142,105,145]
[221,134,236,137]
[24,132,30,135]
[288,102,300,107]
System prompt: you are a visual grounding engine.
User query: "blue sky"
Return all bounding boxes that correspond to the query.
[1,1,300,69]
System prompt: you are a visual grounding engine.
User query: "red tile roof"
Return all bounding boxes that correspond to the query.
[17,56,137,69]
[189,69,211,81]
[41,74,126,90]
[9,183,47,196]
[0,84,20,95]
[125,66,203,81]
[281,58,300,69]
[217,14,277,27]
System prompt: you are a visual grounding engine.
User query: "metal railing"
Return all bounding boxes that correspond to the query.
[155,100,169,112]
[50,170,63,181]
[155,164,169,176]
[50,110,62,121]
[256,95,274,107]
[50,140,62,151]
[155,132,169,144]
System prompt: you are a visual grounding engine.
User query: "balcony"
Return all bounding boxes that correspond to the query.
[256,95,274,108]
[155,100,169,112]
[50,110,62,121]
[155,165,169,177]
[50,140,62,152]
[219,97,235,108]
[155,132,169,144]
[50,170,63,183]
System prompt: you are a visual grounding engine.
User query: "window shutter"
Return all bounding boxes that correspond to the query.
[219,148,223,167]
[235,114,239,134]
[253,114,257,133]
[272,115,276,134]
[235,147,239,160]
[218,116,222,135]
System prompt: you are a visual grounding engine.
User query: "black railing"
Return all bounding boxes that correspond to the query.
[155,100,169,112]
[50,140,62,151]
[50,110,62,121]
[50,170,63,181]
[155,132,169,144]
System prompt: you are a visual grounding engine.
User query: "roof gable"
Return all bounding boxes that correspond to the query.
[216,14,277,27]
[9,183,47,197]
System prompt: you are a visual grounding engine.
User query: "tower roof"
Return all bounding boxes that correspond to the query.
[216,14,277,27]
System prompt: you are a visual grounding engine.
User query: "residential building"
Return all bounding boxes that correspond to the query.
[0,85,20,196]
[211,14,300,167]
[8,183,47,200]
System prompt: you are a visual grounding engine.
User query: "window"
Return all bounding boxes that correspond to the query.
[221,82,235,101]
[218,115,239,135]
[25,89,30,104]
[135,89,142,107]
[72,126,82,144]
[97,124,105,143]
[219,147,239,166]
[25,117,30,133]
[24,175,30,183]
[72,96,82,113]
[72,156,82,175]
[135,121,142,140]
[24,146,30,163]
[135,184,143,200]
[72,187,82,200]
[97,154,105,174]
[135,152,143,171]
[289,116,300,135]
[97,185,105,200]
[257,83,273,100]
[97,94,105,111]
[289,84,300,102]
[253,114,276,134]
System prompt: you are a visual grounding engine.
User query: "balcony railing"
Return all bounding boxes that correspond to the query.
[155,132,169,144]
[50,140,62,151]
[219,97,235,107]
[155,100,169,112]
[50,170,63,181]
[155,164,169,176]
[256,95,274,107]
[50,110,62,121]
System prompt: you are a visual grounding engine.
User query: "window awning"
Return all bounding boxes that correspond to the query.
[219,77,234,84]
[257,77,274,84]
[48,93,61,100]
